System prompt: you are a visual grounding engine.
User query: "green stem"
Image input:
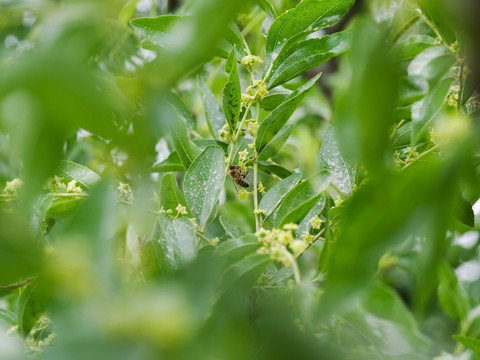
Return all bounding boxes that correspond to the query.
[224,62,274,175]
[457,61,464,111]
[0,277,35,291]
[401,144,440,170]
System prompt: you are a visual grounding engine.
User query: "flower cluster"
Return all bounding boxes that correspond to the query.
[256,224,309,267]
[241,55,263,73]
[218,124,232,142]
[3,178,23,194]
[44,176,84,194]
[241,80,269,109]
[117,182,133,201]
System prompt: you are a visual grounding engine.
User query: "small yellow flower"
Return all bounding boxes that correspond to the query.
[66,180,83,194]
[257,182,266,195]
[334,196,343,207]
[309,215,324,230]
[301,233,314,244]
[254,208,266,215]
[176,203,187,215]
[3,178,23,194]
[239,149,250,163]
[238,188,250,200]
[282,223,298,231]
[153,192,161,205]
[209,237,220,246]
[218,124,232,142]
[247,122,258,136]
[247,143,255,149]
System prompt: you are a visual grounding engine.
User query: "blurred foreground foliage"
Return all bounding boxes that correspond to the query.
[1,0,480,359]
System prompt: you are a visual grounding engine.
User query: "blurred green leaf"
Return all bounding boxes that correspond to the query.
[59,161,101,189]
[256,0,277,36]
[259,172,302,218]
[336,18,398,175]
[223,46,241,132]
[267,30,352,89]
[411,76,453,143]
[392,35,436,61]
[199,77,226,139]
[453,335,480,355]
[161,173,188,214]
[215,235,261,265]
[257,161,293,179]
[266,0,354,54]
[407,46,456,87]
[320,126,356,195]
[258,125,292,161]
[0,212,42,286]
[184,146,225,228]
[256,74,321,154]
[0,309,17,328]
[170,115,202,170]
[152,151,185,173]
[159,214,197,266]
[273,173,329,227]
[220,216,245,239]
[18,280,47,337]
[438,261,470,320]
[296,193,326,237]
[260,89,292,111]
[139,239,163,279]
[220,253,271,294]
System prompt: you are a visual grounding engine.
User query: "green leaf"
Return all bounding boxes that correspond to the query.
[259,172,302,218]
[139,240,162,279]
[256,73,321,153]
[411,76,454,143]
[296,193,326,237]
[335,19,398,175]
[320,126,356,195]
[220,253,271,294]
[267,30,352,89]
[258,125,292,161]
[159,214,197,266]
[257,161,293,179]
[453,335,480,354]
[273,173,329,227]
[18,280,47,337]
[455,197,474,227]
[223,46,241,131]
[198,77,226,139]
[438,261,470,320]
[220,215,245,239]
[260,89,292,111]
[165,91,195,129]
[170,116,202,170]
[59,160,101,189]
[407,46,456,88]
[216,23,247,59]
[0,212,43,286]
[131,15,184,37]
[151,151,185,173]
[184,146,226,227]
[256,0,277,36]
[266,0,354,54]
[0,308,17,327]
[46,197,83,217]
[160,173,188,214]
[215,235,260,265]
[31,193,54,234]
[392,35,436,61]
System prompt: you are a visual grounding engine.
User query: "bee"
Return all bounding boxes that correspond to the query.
[229,165,249,188]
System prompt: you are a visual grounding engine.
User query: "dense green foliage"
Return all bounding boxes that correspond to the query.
[1,0,480,359]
